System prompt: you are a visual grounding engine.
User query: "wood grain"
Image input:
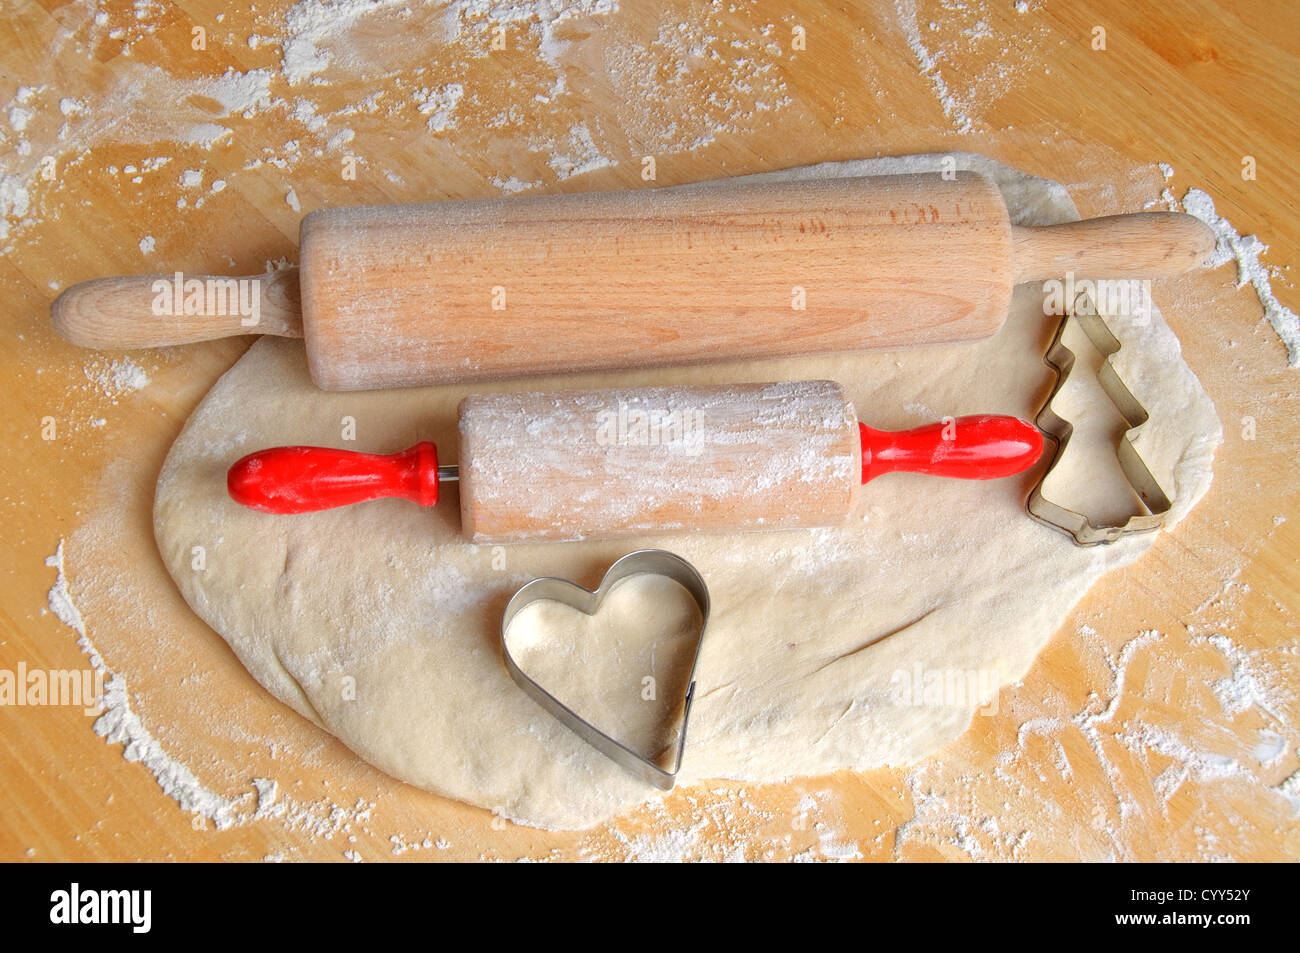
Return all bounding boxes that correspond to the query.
[457,381,859,542]
[1011,213,1216,282]
[51,268,303,347]
[49,174,1212,390]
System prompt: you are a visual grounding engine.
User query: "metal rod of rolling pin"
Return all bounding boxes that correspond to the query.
[437,466,459,482]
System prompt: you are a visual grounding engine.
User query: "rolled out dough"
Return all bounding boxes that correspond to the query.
[154,153,1221,829]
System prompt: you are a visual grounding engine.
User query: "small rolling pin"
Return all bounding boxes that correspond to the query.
[226,380,1042,543]
[52,172,1215,391]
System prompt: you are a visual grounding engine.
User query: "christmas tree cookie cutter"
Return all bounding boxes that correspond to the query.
[1027,296,1173,546]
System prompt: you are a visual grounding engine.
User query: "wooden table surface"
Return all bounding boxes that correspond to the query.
[1,0,1296,861]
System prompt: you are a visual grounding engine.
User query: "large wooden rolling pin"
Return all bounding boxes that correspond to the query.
[226,381,1043,543]
[53,172,1216,391]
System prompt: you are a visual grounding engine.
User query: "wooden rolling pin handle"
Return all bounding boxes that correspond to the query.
[1011,212,1218,283]
[50,268,304,349]
[860,416,1043,484]
[228,441,440,513]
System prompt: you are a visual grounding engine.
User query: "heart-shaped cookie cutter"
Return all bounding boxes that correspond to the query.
[500,549,711,790]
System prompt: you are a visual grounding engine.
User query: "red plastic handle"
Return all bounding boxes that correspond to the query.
[227,442,440,513]
[859,415,1042,484]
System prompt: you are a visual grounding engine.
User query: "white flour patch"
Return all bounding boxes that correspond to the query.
[800,790,863,860]
[326,128,355,150]
[9,104,34,132]
[889,2,1055,139]
[43,535,410,849]
[572,786,804,861]
[414,83,465,134]
[0,61,276,248]
[442,0,622,69]
[199,68,277,116]
[46,540,240,829]
[1180,188,1300,367]
[894,0,974,134]
[491,175,537,194]
[0,174,30,241]
[547,122,617,180]
[44,540,86,639]
[1200,632,1287,722]
[601,819,707,862]
[0,0,727,250]
[82,358,151,401]
[275,0,410,85]
[599,16,791,156]
[1276,770,1300,815]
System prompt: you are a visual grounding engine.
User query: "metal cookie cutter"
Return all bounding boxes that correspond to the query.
[1027,300,1173,546]
[500,549,711,790]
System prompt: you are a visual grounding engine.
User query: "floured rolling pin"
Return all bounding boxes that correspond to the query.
[52,171,1216,391]
[226,380,1043,542]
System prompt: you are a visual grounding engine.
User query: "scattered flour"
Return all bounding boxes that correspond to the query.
[277,0,410,85]
[0,0,725,249]
[602,821,707,862]
[82,357,151,401]
[44,536,422,851]
[137,235,155,255]
[9,104,34,132]
[1180,188,1300,367]
[491,175,536,194]
[290,99,327,132]
[326,128,355,150]
[1276,770,1300,816]
[548,122,617,179]
[442,0,623,69]
[46,541,239,829]
[1201,633,1286,722]
[894,0,975,134]
[0,175,30,241]
[199,67,277,116]
[414,83,465,134]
